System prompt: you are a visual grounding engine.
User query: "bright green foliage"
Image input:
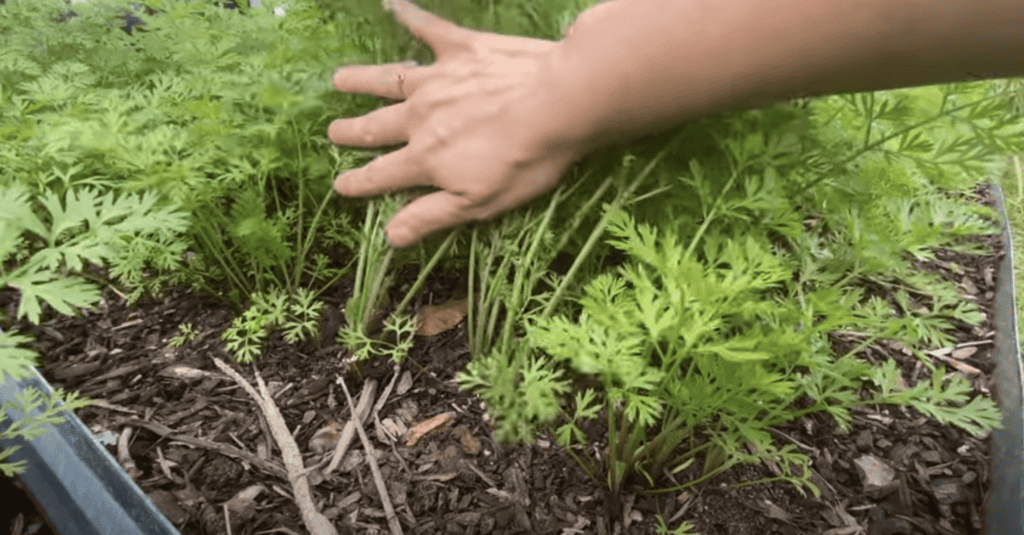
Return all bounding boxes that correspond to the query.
[869,360,1001,435]
[0,382,91,478]
[656,517,699,535]
[0,332,39,384]
[222,288,324,363]
[168,323,199,348]
[1,0,1019,512]
[0,0,374,302]
[0,180,181,478]
[0,333,91,478]
[0,183,189,323]
[337,194,459,364]
[469,80,1019,497]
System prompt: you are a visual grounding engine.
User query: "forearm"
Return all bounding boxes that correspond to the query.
[540,0,1024,151]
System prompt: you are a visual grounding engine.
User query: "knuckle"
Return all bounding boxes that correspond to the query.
[350,121,377,146]
[461,199,500,222]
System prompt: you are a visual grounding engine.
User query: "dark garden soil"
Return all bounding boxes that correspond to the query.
[2,188,1010,535]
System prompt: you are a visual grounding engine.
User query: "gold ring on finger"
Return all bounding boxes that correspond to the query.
[396,73,406,99]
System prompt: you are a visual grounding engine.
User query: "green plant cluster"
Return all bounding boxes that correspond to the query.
[0,178,185,476]
[1,2,1022,527]
[2,0,384,303]
[460,80,1024,499]
[0,0,590,477]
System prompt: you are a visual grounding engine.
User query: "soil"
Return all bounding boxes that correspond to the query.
[2,187,1009,535]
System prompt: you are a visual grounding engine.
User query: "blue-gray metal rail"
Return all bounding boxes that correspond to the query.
[987,182,1024,534]
[0,365,180,535]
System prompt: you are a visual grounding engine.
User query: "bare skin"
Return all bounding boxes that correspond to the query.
[329,0,1024,248]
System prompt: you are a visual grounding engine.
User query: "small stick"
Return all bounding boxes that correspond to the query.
[125,418,288,481]
[223,504,232,535]
[338,378,404,535]
[373,362,403,417]
[212,358,337,535]
[324,379,378,475]
[321,362,401,476]
[117,426,142,479]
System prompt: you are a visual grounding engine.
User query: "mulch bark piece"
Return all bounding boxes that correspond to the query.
[4,187,1008,534]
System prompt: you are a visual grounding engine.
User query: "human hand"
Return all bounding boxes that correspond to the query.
[328,0,586,248]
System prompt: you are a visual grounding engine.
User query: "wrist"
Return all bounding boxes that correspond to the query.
[537,0,752,152]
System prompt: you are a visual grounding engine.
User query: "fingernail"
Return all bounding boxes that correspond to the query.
[382,0,395,12]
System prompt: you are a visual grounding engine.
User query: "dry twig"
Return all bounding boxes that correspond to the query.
[324,379,378,475]
[211,357,337,535]
[339,378,405,535]
[125,418,289,480]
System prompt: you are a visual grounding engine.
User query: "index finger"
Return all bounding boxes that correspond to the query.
[385,0,476,58]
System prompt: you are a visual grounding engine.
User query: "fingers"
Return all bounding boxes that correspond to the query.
[328,104,410,147]
[334,148,431,198]
[333,61,420,100]
[384,189,477,248]
[386,0,475,59]
[383,157,571,248]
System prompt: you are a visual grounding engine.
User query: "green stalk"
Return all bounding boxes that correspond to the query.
[193,218,251,297]
[467,227,478,354]
[500,191,562,358]
[606,401,620,491]
[482,222,527,356]
[643,454,740,495]
[298,189,337,272]
[564,447,599,482]
[1013,154,1023,203]
[479,234,501,354]
[683,171,739,261]
[472,233,499,355]
[363,247,394,330]
[486,250,515,357]
[351,201,376,301]
[551,168,609,254]
[862,92,875,150]
[391,230,457,317]
[803,98,985,193]
[291,124,306,289]
[542,133,684,319]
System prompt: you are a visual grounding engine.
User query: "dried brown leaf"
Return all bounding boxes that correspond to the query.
[406,411,456,446]
[416,298,468,336]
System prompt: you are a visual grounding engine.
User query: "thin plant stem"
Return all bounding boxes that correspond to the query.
[351,201,376,300]
[500,189,562,357]
[194,218,251,297]
[863,92,875,149]
[391,230,457,317]
[1013,154,1023,203]
[551,168,604,253]
[467,227,477,353]
[803,98,986,193]
[299,189,338,266]
[291,123,306,288]
[542,131,685,319]
[363,247,394,330]
[683,171,739,261]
